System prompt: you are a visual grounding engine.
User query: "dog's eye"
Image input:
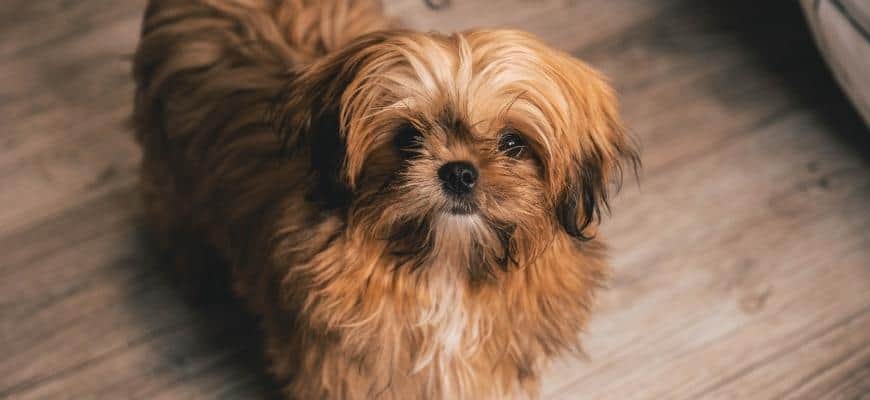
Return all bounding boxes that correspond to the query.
[498,131,526,158]
[394,124,424,158]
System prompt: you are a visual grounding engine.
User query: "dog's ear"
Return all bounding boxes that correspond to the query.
[557,136,638,241]
[554,64,639,240]
[269,31,397,208]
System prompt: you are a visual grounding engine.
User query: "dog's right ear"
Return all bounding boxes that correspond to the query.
[548,54,640,241]
[268,31,398,208]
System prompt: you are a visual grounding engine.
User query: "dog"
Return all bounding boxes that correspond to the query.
[133,0,638,398]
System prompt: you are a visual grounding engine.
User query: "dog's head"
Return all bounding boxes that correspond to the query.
[271,29,638,280]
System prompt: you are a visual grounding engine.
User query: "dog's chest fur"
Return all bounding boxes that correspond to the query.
[266,214,545,399]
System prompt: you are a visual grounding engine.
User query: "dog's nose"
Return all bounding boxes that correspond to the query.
[438,161,478,196]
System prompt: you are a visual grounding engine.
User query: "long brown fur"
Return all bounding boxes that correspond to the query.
[133,0,639,398]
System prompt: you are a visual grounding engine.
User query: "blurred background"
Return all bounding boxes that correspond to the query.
[1,0,868,399]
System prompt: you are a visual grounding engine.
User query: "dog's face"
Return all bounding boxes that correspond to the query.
[272,29,637,280]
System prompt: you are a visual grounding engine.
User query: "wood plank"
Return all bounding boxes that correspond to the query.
[0,0,145,58]
[543,108,870,398]
[0,188,278,399]
[0,4,141,235]
[701,308,870,399]
[0,0,868,399]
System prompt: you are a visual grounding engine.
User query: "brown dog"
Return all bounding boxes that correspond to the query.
[133,0,638,398]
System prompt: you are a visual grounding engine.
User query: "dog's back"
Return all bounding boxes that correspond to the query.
[134,0,391,145]
[131,0,390,291]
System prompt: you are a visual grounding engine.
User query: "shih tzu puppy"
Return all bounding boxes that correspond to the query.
[133,0,638,398]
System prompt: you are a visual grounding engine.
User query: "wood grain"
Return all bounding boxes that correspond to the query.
[1,1,868,399]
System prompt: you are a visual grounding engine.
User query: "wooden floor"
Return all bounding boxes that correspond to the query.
[2,1,869,399]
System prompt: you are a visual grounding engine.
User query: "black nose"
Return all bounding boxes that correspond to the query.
[438,161,478,196]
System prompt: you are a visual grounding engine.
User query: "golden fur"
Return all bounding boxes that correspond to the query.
[133,0,638,398]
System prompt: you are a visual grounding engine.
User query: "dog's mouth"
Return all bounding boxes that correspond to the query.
[444,198,478,215]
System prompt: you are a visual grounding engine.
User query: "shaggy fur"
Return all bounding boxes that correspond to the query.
[133,0,638,398]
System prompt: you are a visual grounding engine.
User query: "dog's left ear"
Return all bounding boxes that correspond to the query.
[554,63,640,240]
[269,31,397,208]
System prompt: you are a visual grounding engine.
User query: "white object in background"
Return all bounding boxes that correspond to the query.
[801,0,870,127]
